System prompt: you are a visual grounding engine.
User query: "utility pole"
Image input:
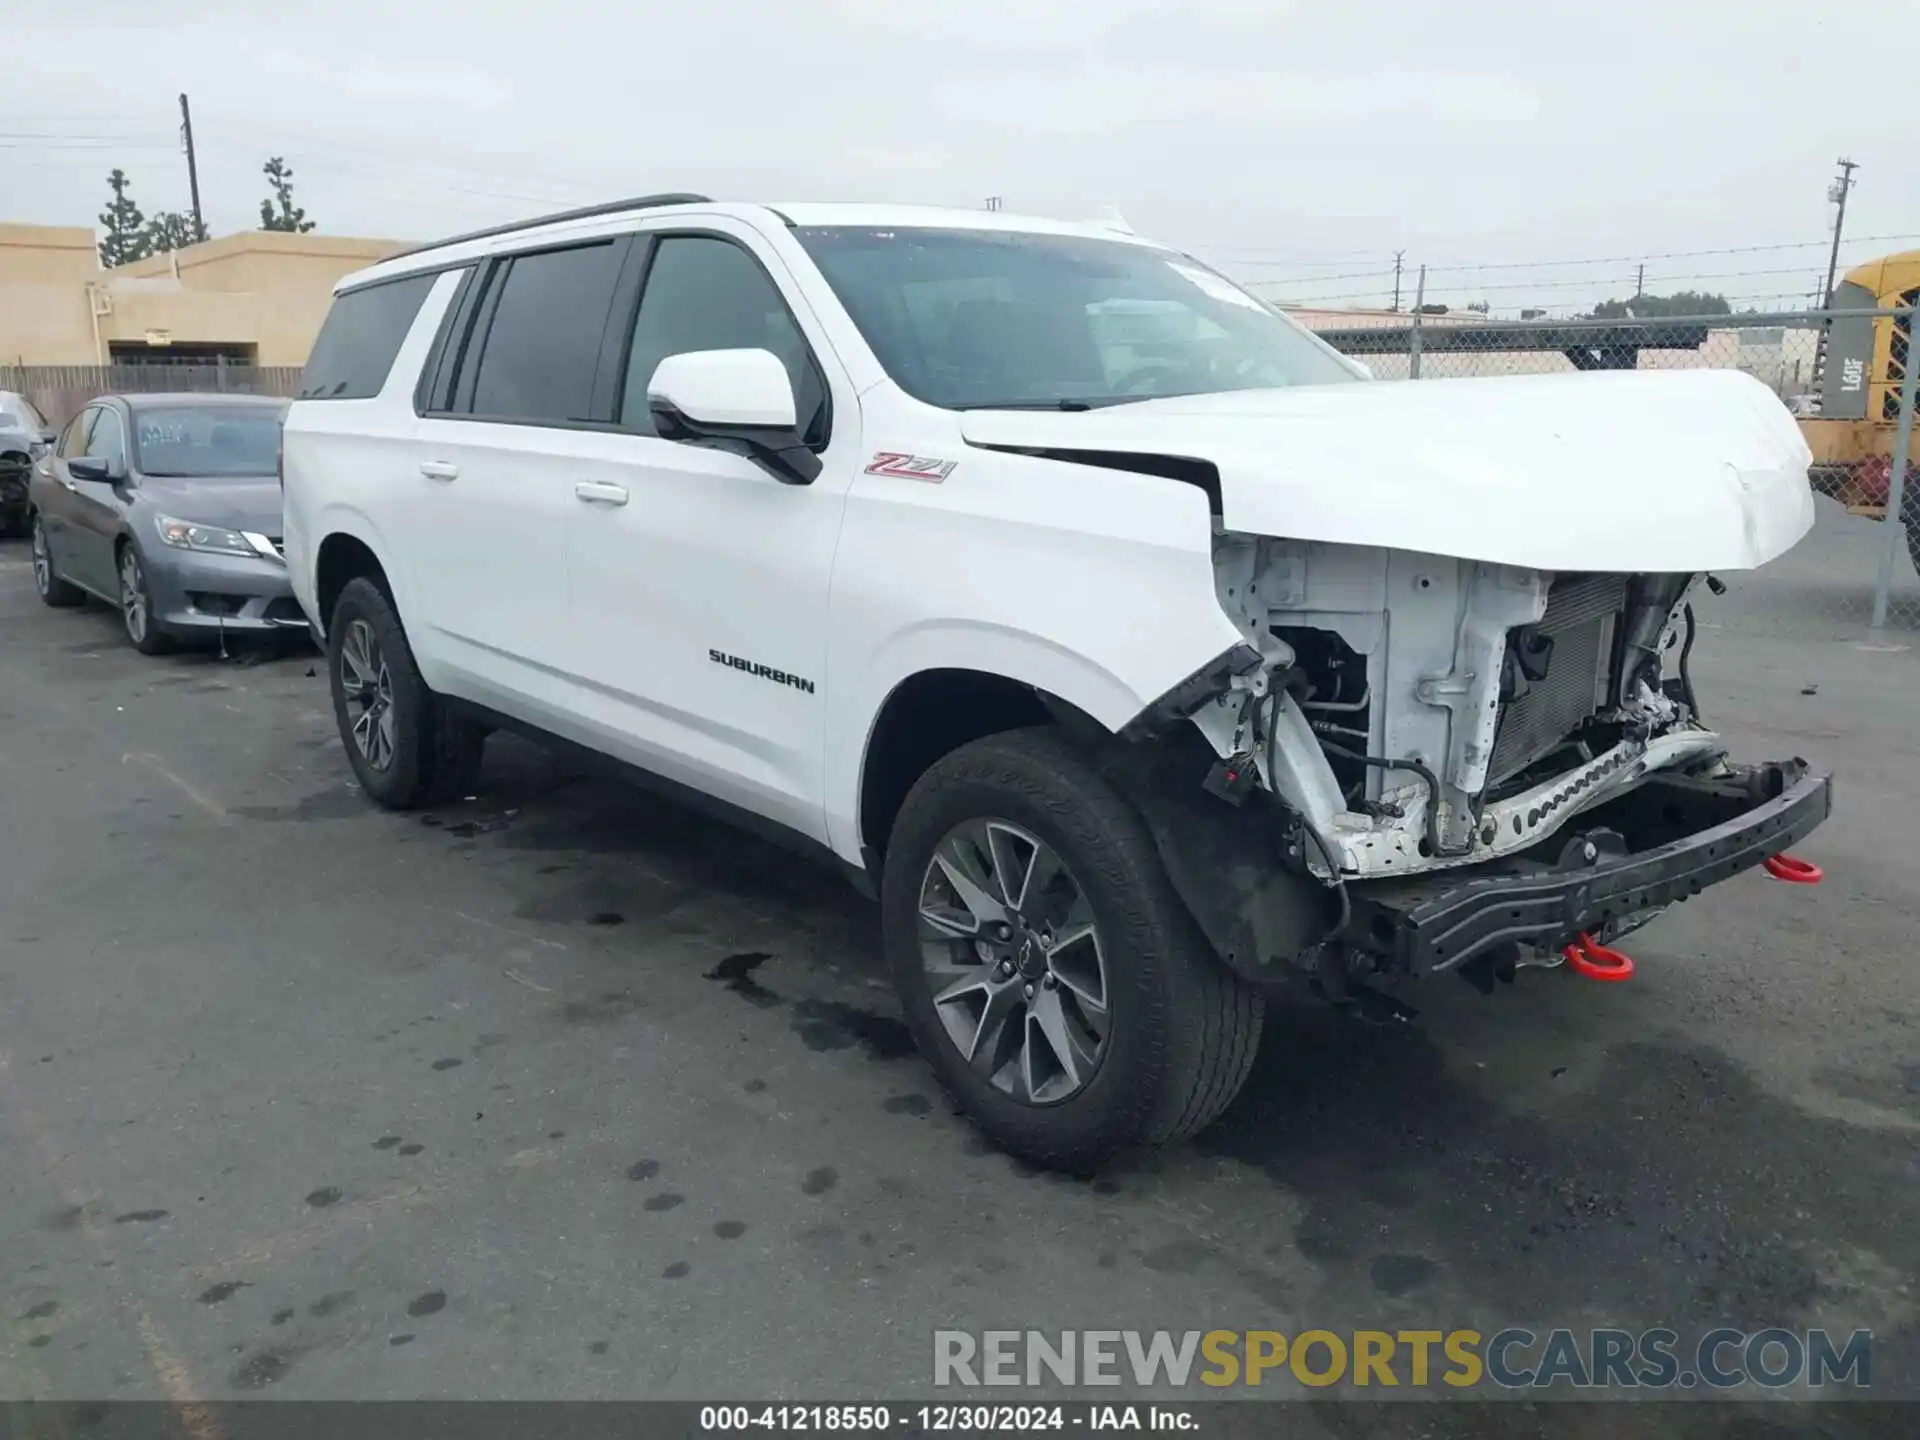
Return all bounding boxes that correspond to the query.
[984,196,1002,212]
[1408,264,1428,379]
[1634,263,1645,299]
[179,93,206,242]
[1812,157,1858,391]
[1821,157,1858,308]
[1391,250,1405,312]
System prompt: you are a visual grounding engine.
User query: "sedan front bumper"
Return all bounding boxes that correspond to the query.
[1348,759,1833,973]
[143,544,305,637]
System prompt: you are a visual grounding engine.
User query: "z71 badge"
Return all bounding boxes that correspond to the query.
[864,452,958,482]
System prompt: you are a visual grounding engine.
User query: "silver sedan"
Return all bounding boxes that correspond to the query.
[28,392,301,655]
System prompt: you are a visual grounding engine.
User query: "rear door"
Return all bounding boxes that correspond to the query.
[408,236,631,717]
[37,407,96,578]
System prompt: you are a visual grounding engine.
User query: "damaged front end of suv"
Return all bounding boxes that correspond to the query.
[1035,369,1837,1001]
[1182,545,1831,996]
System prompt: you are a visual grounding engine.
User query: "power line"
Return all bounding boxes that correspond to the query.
[1250,256,1900,304]
[1417,233,1920,274]
[1243,267,1397,287]
[1226,233,1920,281]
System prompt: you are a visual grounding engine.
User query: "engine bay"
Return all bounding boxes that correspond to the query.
[1197,533,1720,882]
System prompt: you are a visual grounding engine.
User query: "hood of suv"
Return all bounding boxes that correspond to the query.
[138,475,284,537]
[957,367,1814,573]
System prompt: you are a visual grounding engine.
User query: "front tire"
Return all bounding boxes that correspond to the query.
[118,544,175,655]
[30,515,84,608]
[327,576,486,808]
[881,728,1264,1173]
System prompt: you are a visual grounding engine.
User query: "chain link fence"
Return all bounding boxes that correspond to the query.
[1306,308,1920,641]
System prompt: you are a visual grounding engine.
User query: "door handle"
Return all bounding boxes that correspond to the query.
[574,482,629,507]
[419,461,459,482]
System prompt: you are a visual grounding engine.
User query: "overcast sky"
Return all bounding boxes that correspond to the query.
[3,0,1915,314]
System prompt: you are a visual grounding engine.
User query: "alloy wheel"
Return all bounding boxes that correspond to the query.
[339,618,397,771]
[916,818,1110,1105]
[119,549,147,643]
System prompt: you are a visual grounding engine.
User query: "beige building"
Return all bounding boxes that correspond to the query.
[0,223,409,368]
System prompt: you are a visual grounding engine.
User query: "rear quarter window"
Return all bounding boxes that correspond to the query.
[297,272,439,401]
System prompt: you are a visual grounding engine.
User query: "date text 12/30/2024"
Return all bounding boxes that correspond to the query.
[699,1405,1196,1432]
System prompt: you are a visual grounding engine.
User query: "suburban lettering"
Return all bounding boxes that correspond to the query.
[708,648,816,695]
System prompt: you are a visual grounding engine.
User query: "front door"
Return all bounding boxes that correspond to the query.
[64,404,132,596]
[563,227,857,841]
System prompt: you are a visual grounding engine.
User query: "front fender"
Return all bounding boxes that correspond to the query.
[820,447,1249,863]
[296,504,411,641]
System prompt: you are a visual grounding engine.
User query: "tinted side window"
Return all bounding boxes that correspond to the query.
[88,409,128,473]
[467,242,625,424]
[620,236,827,445]
[297,272,437,401]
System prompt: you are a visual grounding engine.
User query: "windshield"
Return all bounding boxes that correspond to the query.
[793,226,1359,410]
[133,405,285,478]
[2,396,46,430]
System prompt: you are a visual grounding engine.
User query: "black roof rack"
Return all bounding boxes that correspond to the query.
[384,192,714,263]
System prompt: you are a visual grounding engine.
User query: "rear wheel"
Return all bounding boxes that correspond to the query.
[30,515,84,608]
[881,728,1264,1173]
[328,576,486,808]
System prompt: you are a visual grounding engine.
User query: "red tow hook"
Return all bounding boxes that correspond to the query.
[1562,932,1635,982]
[1763,853,1824,884]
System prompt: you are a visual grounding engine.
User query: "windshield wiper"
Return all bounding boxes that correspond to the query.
[957,398,1097,412]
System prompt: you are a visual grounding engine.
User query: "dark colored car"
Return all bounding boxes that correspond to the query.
[27,392,303,654]
[1,389,57,537]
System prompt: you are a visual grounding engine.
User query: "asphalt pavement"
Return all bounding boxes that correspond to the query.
[1,508,1917,1433]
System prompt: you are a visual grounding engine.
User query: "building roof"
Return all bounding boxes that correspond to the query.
[0,223,95,250]
[109,229,410,279]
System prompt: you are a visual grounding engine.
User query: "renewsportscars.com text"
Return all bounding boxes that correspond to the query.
[933,1327,1872,1391]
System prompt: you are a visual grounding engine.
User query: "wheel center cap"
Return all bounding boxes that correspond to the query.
[1014,933,1048,981]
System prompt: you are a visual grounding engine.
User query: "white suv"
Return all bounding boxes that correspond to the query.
[283,194,1831,1170]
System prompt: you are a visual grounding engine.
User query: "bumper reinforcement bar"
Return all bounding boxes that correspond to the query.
[1348,759,1832,974]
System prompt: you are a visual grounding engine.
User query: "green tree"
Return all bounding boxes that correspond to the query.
[98,168,150,267]
[1590,290,1731,320]
[143,210,203,254]
[259,157,315,233]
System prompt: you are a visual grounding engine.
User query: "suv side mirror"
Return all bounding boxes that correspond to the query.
[647,348,821,485]
[67,456,117,483]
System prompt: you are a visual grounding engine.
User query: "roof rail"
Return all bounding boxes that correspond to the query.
[385,192,714,263]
